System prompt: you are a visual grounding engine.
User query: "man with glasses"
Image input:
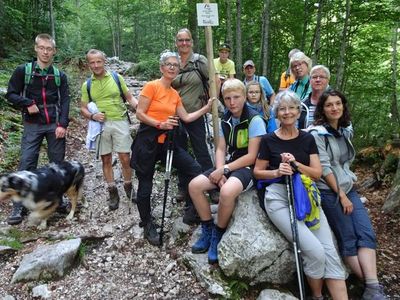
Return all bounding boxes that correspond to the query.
[243,60,275,105]
[298,65,331,129]
[80,49,138,211]
[172,28,214,224]
[5,33,71,225]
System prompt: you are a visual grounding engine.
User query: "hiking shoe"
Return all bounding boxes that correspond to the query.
[108,186,120,210]
[208,226,225,264]
[7,202,27,225]
[175,189,186,203]
[182,204,200,225]
[56,196,70,214]
[362,284,386,300]
[123,182,137,203]
[144,221,161,246]
[192,220,214,253]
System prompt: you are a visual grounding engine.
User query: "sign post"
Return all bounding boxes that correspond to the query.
[197,1,219,148]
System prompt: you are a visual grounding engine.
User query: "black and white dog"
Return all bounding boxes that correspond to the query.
[0,161,85,228]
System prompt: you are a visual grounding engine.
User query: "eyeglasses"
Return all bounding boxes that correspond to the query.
[248,91,261,95]
[177,38,191,43]
[278,106,299,112]
[36,46,54,52]
[164,63,180,69]
[292,62,305,69]
[311,75,328,80]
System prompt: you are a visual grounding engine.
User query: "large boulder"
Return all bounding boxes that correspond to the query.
[12,238,81,283]
[218,190,295,285]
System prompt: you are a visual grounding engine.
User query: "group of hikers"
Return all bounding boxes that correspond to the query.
[4,30,385,300]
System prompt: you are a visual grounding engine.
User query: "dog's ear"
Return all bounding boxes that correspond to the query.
[10,175,32,197]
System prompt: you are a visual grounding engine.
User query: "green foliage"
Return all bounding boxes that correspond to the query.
[129,56,160,80]
[0,228,24,250]
[78,242,87,262]
[227,279,249,300]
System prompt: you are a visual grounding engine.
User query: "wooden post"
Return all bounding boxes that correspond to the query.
[203,0,219,147]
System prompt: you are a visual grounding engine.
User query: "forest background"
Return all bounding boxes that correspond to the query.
[0,0,399,170]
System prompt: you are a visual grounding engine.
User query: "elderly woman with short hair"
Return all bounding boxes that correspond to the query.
[254,90,348,300]
[289,52,312,101]
[131,50,212,246]
[298,65,331,129]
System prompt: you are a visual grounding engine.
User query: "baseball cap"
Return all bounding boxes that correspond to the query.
[243,60,255,68]
[218,43,231,51]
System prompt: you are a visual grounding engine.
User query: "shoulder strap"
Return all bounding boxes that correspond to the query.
[86,77,93,102]
[52,65,61,87]
[111,71,127,102]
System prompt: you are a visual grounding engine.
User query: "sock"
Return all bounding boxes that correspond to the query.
[123,180,132,185]
[107,182,116,189]
[365,278,379,287]
[215,225,226,233]
[201,219,214,225]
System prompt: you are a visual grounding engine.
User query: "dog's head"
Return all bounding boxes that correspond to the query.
[0,171,34,202]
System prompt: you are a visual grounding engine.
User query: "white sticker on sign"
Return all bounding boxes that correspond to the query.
[196,3,219,26]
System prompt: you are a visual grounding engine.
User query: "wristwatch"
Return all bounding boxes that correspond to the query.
[223,164,231,176]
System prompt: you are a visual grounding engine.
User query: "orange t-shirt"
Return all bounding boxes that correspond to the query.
[140,79,183,143]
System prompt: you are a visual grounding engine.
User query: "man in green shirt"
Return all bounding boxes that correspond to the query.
[80,49,138,210]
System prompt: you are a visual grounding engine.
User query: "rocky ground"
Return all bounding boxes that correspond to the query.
[0,66,399,299]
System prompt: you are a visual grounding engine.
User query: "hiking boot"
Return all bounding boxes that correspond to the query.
[108,186,120,210]
[362,284,386,300]
[7,202,27,225]
[143,221,161,246]
[175,189,186,203]
[123,182,137,203]
[192,220,214,253]
[208,226,225,264]
[182,204,200,225]
[56,196,70,214]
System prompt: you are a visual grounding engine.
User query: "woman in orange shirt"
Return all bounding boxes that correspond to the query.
[132,50,213,246]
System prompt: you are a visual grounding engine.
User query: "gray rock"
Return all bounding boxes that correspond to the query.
[182,252,231,298]
[218,190,295,285]
[11,238,81,283]
[170,217,190,244]
[2,296,15,300]
[257,289,298,300]
[32,284,51,299]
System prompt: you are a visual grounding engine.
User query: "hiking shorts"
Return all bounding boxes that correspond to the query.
[203,167,253,191]
[97,120,132,155]
[320,188,377,257]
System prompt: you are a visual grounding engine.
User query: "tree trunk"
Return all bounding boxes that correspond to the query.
[235,0,242,76]
[49,0,56,40]
[390,23,399,125]
[311,0,324,65]
[187,0,199,53]
[383,158,400,214]
[261,0,271,76]
[226,0,233,58]
[335,0,350,90]
[300,0,309,51]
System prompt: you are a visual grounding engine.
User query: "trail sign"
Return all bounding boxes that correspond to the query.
[196,3,219,26]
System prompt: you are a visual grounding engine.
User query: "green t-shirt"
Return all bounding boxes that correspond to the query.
[213,58,236,79]
[81,71,129,120]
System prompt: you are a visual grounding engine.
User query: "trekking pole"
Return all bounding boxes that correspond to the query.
[96,112,105,160]
[159,128,175,246]
[204,114,215,166]
[286,174,306,300]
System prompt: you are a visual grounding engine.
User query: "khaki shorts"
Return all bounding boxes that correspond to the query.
[97,120,132,155]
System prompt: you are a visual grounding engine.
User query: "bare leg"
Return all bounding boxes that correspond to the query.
[118,152,132,182]
[189,175,216,221]
[345,255,364,279]
[217,177,243,228]
[326,278,348,300]
[358,248,378,280]
[307,277,323,298]
[101,153,114,184]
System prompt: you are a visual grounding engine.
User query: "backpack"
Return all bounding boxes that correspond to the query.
[23,61,62,123]
[86,71,131,124]
[178,54,209,105]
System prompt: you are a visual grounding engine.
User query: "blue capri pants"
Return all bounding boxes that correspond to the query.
[320,188,377,257]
